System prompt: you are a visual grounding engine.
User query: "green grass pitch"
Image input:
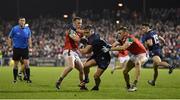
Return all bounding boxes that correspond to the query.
[0,67,180,99]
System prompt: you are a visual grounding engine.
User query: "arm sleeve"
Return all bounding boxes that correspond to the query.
[146,33,153,40]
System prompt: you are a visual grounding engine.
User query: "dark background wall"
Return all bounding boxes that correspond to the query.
[0,0,179,19]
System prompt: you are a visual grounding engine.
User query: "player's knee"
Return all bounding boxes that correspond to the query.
[153,56,161,65]
[135,60,141,66]
[123,69,128,75]
[154,61,160,66]
[94,74,100,79]
[84,63,91,68]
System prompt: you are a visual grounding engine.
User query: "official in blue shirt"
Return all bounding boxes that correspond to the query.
[8,17,32,83]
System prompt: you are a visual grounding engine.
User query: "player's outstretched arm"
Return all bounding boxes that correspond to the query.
[111,39,132,51]
[146,39,153,46]
[112,41,120,47]
[79,45,92,54]
[158,36,166,44]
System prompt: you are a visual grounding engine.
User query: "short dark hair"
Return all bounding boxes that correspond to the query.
[118,26,128,32]
[72,17,82,22]
[18,17,25,20]
[142,23,150,27]
[84,25,96,31]
[84,25,95,30]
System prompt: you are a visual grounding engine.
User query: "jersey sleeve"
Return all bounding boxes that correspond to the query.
[88,34,100,45]
[146,32,154,41]
[87,36,94,45]
[141,36,146,43]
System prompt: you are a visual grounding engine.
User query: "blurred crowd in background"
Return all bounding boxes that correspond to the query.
[0,8,179,67]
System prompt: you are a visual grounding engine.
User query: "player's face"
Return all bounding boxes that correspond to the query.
[18,18,26,27]
[84,29,90,37]
[119,31,126,39]
[74,19,82,29]
[141,26,148,33]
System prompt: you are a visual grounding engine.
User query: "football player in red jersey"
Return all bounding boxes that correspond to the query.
[111,27,148,92]
[111,41,130,74]
[56,17,87,90]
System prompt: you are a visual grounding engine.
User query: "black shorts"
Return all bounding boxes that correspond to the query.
[88,52,111,70]
[13,48,29,61]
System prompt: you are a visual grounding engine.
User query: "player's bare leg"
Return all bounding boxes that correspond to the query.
[56,56,74,89]
[13,60,19,83]
[148,63,158,86]
[133,55,147,88]
[153,56,175,74]
[132,60,141,89]
[74,59,87,90]
[83,59,96,83]
[148,56,161,86]
[75,61,83,82]
[91,67,104,91]
[123,60,136,92]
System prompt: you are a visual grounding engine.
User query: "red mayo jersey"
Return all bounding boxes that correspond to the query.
[117,39,129,57]
[64,25,83,50]
[124,35,147,55]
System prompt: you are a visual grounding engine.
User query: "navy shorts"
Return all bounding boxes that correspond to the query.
[149,49,163,59]
[87,52,111,70]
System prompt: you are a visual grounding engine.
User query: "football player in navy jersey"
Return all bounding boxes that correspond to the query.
[141,23,175,86]
[79,25,111,91]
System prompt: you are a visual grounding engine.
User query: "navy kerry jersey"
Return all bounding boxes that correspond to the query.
[141,30,160,51]
[87,33,109,55]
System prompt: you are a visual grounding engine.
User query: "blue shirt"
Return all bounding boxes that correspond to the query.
[9,25,31,49]
[141,30,160,51]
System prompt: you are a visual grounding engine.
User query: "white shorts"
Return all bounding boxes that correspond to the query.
[118,55,130,64]
[63,49,81,63]
[130,53,148,65]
